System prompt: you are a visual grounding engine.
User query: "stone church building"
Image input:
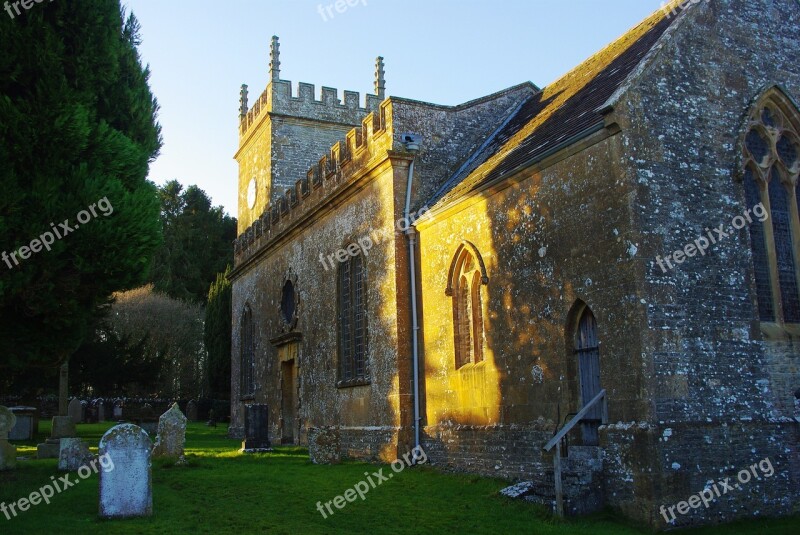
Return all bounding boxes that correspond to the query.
[229,0,799,527]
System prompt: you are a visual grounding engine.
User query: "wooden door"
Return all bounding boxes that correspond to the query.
[281,359,297,444]
[576,308,601,445]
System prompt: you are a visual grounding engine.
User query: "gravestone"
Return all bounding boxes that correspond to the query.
[241,404,271,452]
[52,415,77,439]
[58,438,93,471]
[152,403,187,458]
[139,404,158,435]
[113,403,123,420]
[8,406,37,441]
[0,406,17,470]
[68,398,83,424]
[97,401,106,423]
[186,400,198,422]
[99,424,152,519]
[37,416,78,459]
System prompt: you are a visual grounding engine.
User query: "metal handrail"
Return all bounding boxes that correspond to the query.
[543,389,607,452]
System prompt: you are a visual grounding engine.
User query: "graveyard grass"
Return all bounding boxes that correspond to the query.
[1,423,798,534]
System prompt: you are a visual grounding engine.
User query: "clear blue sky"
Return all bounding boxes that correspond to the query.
[124,0,667,216]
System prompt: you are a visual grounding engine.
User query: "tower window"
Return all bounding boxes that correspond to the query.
[240,304,255,397]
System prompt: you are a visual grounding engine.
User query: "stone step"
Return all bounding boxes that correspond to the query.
[500,447,606,516]
[567,445,604,461]
[562,457,603,473]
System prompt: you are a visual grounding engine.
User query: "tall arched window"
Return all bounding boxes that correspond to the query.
[448,243,487,369]
[338,252,368,385]
[741,88,800,325]
[240,304,255,397]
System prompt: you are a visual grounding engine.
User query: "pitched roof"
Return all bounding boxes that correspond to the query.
[427,4,683,209]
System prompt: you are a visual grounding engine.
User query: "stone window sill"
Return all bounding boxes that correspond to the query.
[336,378,370,389]
[758,321,800,340]
[456,360,486,371]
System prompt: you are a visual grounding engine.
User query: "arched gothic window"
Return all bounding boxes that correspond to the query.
[449,244,487,369]
[741,88,800,325]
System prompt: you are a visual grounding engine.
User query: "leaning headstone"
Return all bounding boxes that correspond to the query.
[99,424,152,519]
[186,400,198,422]
[58,438,93,471]
[68,398,83,424]
[241,404,271,452]
[152,403,187,458]
[37,416,78,459]
[8,406,37,441]
[0,406,17,470]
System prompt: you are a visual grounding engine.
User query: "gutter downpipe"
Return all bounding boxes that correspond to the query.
[402,137,422,462]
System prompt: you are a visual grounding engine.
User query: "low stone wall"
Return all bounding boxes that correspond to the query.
[0,398,230,423]
[422,419,554,481]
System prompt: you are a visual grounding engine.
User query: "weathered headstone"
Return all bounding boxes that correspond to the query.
[99,424,152,519]
[186,400,198,422]
[97,401,106,423]
[0,406,17,470]
[58,438,93,471]
[68,398,83,424]
[113,402,123,420]
[37,416,78,459]
[242,404,271,452]
[8,406,37,441]
[152,403,187,458]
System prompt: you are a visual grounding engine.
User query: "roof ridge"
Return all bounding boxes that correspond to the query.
[542,3,673,95]
[426,3,682,210]
[429,95,535,205]
[388,81,538,111]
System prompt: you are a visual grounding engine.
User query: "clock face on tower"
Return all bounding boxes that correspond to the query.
[247,178,257,209]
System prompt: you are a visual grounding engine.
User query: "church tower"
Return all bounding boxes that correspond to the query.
[235,36,386,233]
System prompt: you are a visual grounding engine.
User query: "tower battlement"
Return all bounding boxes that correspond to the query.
[239,81,384,137]
[239,37,385,138]
[235,36,387,232]
[235,100,395,261]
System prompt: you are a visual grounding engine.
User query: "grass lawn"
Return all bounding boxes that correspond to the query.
[1,422,797,534]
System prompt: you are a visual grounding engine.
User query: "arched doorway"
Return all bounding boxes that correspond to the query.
[576,306,601,445]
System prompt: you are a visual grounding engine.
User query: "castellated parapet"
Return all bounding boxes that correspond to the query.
[240,81,384,138]
[235,36,387,230]
[239,51,385,137]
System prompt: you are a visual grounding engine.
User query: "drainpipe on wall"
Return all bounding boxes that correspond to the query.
[401,133,422,461]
